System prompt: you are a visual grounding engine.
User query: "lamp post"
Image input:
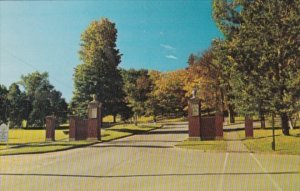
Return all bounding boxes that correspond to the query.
[272,114,275,150]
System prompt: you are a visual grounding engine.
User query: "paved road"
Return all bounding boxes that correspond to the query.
[1,123,299,190]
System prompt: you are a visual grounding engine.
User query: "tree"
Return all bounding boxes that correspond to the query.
[229,0,300,135]
[185,49,224,115]
[121,69,152,125]
[212,39,237,123]
[212,0,248,123]
[213,0,275,126]
[20,72,49,126]
[71,18,124,119]
[146,70,163,121]
[20,72,67,127]
[212,0,243,39]
[48,89,68,124]
[149,70,187,118]
[0,85,8,124]
[6,83,27,128]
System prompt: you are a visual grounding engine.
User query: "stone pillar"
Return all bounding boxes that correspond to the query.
[87,98,102,141]
[188,98,201,138]
[45,116,56,141]
[245,116,254,137]
[69,115,78,141]
[215,112,223,139]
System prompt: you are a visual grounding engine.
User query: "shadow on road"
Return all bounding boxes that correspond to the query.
[106,140,181,143]
[146,130,187,135]
[90,144,173,149]
[1,171,299,179]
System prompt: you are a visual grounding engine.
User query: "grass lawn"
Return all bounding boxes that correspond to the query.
[159,117,187,123]
[237,128,300,155]
[103,115,187,123]
[176,139,227,152]
[0,124,161,155]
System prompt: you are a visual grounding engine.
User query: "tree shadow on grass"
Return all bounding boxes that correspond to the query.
[146,130,187,135]
[0,140,97,151]
[225,134,282,141]
[107,129,147,135]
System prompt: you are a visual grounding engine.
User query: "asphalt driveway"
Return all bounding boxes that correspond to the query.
[1,122,299,190]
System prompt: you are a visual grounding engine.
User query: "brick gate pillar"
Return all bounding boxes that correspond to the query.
[215,112,223,139]
[245,116,254,137]
[45,116,56,141]
[69,115,78,141]
[87,96,102,141]
[188,98,201,138]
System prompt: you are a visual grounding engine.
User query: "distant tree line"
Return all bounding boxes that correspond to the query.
[0,72,67,128]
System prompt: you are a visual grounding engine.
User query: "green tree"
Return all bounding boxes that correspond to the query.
[229,0,300,135]
[48,89,68,124]
[0,85,8,124]
[6,83,27,128]
[212,0,243,39]
[20,72,67,127]
[212,39,238,123]
[146,70,163,121]
[29,83,52,126]
[121,69,151,125]
[20,72,49,126]
[212,0,247,123]
[71,18,124,119]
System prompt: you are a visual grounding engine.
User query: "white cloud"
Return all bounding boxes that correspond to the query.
[166,55,178,60]
[160,44,175,50]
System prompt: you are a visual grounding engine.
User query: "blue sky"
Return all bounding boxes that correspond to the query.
[0,0,222,101]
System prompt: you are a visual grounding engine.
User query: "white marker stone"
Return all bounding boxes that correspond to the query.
[0,123,9,142]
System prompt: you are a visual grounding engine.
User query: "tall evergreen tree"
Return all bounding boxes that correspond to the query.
[71,18,124,118]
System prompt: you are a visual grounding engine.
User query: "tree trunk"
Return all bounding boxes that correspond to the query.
[134,115,138,126]
[259,111,266,129]
[281,112,289,135]
[113,114,116,123]
[229,105,235,123]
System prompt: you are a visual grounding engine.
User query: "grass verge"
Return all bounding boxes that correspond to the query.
[0,124,161,156]
[237,129,300,155]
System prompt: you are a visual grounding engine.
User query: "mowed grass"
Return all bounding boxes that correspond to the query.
[0,124,161,155]
[176,139,227,152]
[103,115,187,123]
[102,124,160,141]
[237,129,300,155]
[102,115,154,123]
